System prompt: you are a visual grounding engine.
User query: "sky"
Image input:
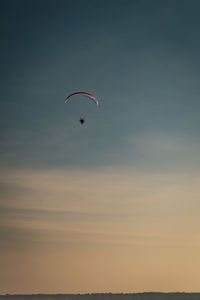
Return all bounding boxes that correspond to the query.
[1,0,200,294]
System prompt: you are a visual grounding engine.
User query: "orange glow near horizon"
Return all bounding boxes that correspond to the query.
[0,167,200,294]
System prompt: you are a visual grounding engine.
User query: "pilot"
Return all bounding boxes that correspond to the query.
[79,118,85,124]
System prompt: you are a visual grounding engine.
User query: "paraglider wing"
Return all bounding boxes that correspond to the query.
[65,92,99,106]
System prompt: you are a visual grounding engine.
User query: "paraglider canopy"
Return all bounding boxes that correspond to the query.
[65,92,99,106]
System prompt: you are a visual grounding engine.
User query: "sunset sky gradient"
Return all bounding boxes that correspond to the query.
[1,0,200,294]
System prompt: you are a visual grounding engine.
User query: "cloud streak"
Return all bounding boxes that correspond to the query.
[1,166,200,293]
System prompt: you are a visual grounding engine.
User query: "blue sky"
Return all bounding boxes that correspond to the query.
[1,0,200,171]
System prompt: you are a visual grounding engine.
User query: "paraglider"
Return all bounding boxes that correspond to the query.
[65,92,99,124]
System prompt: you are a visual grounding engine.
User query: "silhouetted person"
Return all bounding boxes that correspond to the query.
[79,118,85,124]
